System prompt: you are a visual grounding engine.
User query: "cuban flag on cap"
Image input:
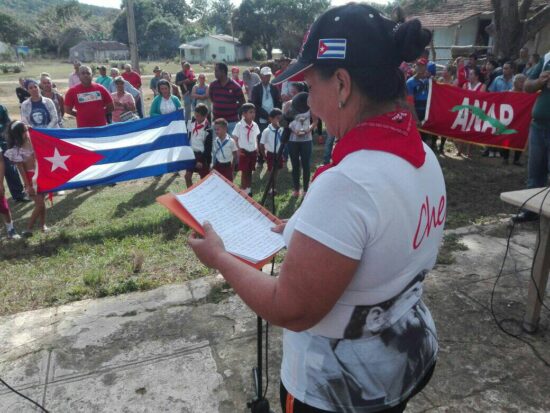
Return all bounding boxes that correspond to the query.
[29,110,195,192]
[317,38,347,59]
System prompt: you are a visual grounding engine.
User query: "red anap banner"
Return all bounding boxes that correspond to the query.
[421,80,537,150]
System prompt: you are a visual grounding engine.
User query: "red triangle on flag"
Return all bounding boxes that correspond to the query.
[317,40,328,57]
[30,129,105,192]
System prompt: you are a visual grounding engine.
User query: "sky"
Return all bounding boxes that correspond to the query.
[78,0,392,9]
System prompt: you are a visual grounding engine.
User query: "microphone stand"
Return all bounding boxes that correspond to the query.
[248,127,291,413]
[248,91,308,412]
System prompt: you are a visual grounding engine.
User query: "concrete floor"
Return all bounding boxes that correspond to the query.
[1,223,549,412]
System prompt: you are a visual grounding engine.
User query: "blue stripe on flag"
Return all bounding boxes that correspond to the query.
[48,160,195,191]
[95,133,189,164]
[34,111,185,139]
[319,53,346,59]
[321,39,346,43]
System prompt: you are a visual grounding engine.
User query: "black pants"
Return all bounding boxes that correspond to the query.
[280,362,436,413]
[1,146,25,199]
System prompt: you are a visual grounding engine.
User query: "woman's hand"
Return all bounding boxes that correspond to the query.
[271,219,288,234]
[188,222,227,269]
[26,184,36,197]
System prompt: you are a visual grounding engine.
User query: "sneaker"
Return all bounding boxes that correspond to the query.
[42,226,50,233]
[488,152,495,158]
[7,228,21,240]
[14,196,31,203]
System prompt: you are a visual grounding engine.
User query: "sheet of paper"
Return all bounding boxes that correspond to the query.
[175,174,285,263]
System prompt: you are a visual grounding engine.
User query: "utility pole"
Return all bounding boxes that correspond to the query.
[126,0,140,73]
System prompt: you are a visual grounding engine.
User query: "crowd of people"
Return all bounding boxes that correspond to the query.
[1,42,548,239]
[403,47,542,164]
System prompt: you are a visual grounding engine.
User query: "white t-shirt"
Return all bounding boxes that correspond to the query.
[260,125,284,153]
[160,97,177,114]
[232,120,260,152]
[281,144,445,411]
[187,119,209,153]
[289,111,312,142]
[211,135,236,165]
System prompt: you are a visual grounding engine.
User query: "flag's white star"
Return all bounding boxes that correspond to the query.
[44,148,70,172]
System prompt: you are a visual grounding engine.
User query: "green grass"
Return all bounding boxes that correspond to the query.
[0,153,307,315]
[437,233,469,265]
[0,60,533,315]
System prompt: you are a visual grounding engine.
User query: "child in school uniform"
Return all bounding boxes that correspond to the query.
[5,121,47,236]
[0,148,20,239]
[212,118,238,182]
[259,108,284,172]
[185,103,213,188]
[232,103,260,195]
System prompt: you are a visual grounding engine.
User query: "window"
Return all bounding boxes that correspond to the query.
[219,46,226,54]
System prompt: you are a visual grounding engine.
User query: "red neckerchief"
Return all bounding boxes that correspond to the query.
[192,121,207,136]
[312,110,425,182]
[245,122,254,142]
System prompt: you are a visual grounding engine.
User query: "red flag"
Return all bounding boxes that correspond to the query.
[31,129,105,192]
[421,81,537,151]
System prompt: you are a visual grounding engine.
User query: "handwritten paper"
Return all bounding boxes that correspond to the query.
[175,174,285,263]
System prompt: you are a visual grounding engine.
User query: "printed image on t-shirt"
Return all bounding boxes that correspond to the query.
[77,91,102,103]
[296,271,438,412]
[29,100,51,128]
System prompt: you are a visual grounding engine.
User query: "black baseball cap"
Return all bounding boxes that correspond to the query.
[273,3,400,84]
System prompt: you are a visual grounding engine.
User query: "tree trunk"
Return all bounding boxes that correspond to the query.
[491,0,550,60]
[491,0,523,60]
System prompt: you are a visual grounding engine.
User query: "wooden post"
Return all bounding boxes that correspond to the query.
[533,31,541,54]
[523,216,550,333]
[126,0,140,73]
[430,29,436,62]
[453,24,462,46]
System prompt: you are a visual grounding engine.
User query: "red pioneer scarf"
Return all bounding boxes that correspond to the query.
[312,110,426,181]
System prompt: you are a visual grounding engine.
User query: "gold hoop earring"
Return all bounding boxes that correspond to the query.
[338,101,344,109]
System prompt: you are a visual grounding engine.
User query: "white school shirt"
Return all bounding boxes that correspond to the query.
[187,119,209,153]
[260,124,284,153]
[280,144,446,410]
[232,120,259,152]
[211,135,236,164]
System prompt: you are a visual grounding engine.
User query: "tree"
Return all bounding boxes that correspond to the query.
[112,0,162,52]
[36,2,96,57]
[206,0,235,35]
[144,17,182,58]
[489,0,550,60]
[0,12,27,45]
[234,0,330,59]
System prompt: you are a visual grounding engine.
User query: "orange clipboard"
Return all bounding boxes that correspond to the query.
[157,170,283,270]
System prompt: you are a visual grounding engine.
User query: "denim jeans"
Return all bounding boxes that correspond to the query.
[288,140,313,192]
[183,94,192,123]
[323,135,335,165]
[527,122,550,189]
[1,143,25,199]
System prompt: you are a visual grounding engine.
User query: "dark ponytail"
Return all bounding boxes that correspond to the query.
[393,19,432,63]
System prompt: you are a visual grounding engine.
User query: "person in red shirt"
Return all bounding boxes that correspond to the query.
[64,65,114,128]
[122,64,143,118]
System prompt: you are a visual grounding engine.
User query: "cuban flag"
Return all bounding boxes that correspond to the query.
[317,38,347,59]
[30,110,194,192]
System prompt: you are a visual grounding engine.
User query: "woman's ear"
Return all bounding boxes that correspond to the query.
[334,68,352,107]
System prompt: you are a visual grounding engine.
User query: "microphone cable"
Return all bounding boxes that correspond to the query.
[489,186,550,368]
[0,377,50,412]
